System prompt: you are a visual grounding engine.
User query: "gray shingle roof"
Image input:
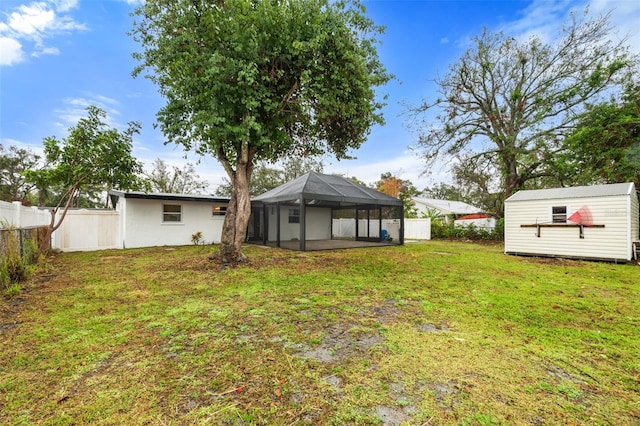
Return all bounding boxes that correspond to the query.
[505,182,635,202]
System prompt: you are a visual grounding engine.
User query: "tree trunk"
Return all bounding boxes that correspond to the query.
[502,152,520,200]
[214,141,254,265]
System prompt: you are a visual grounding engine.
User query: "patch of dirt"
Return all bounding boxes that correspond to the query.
[0,322,21,333]
[292,324,382,363]
[417,323,450,333]
[324,375,342,390]
[428,380,462,409]
[371,298,400,323]
[375,405,410,426]
[518,256,586,267]
[545,363,586,384]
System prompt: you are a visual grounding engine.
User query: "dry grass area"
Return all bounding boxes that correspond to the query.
[1,242,639,425]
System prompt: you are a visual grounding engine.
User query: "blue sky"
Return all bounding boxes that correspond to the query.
[1,0,639,193]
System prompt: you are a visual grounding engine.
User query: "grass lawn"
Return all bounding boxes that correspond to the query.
[1,241,639,425]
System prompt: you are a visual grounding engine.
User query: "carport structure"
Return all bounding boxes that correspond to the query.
[248,172,404,251]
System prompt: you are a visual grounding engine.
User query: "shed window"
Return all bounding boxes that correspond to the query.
[552,206,567,223]
[212,205,227,216]
[163,204,182,222]
[288,208,300,224]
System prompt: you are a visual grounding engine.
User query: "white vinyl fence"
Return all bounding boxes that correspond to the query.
[0,200,51,228]
[51,209,121,252]
[332,218,431,240]
[0,202,121,252]
[454,217,496,230]
[404,218,431,240]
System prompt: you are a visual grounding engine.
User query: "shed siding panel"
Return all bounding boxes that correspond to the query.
[505,195,630,260]
[631,191,639,242]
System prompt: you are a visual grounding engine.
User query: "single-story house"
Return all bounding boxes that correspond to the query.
[504,182,639,262]
[412,197,482,221]
[249,172,404,251]
[109,190,230,249]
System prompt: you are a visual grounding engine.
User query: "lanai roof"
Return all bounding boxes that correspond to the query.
[252,172,403,206]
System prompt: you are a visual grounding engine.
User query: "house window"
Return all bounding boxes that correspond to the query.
[552,206,567,223]
[212,205,227,216]
[288,208,300,223]
[163,204,182,222]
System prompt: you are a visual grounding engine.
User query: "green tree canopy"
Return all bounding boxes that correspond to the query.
[24,106,144,255]
[557,81,640,188]
[144,158,209,194]
[410,9,636,200]
[0,145,40,203]
[131,0,390,263]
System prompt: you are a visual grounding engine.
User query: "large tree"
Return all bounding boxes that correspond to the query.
[374,172,419,218]
[0,145,40,203]
[144,158,209,194]
[411,10,636,199]
[131,0,390,264]
[24,106,143,256]
[556,81,640,187]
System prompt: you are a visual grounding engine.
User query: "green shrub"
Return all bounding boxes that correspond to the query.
[0,228,40,295]
[431,218,504,241]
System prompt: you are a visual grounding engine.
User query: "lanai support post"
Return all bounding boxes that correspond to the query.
[276,202,281,248]
[262,204,268,245]
[378,206,382,242]
[400,205,405,245]
[300,198,306,251]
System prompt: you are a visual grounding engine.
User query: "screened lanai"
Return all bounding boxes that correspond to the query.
[247,172,404,251]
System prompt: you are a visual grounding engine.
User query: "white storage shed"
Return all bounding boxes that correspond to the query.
[504,182,639,262]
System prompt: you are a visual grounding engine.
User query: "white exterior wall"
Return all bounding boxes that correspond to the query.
[505,194,633,261]
[119,198,226,248]
[267,205,330,241]
[306,207,331,240]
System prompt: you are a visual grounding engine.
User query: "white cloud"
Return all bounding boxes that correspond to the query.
[0,0,87,66]
[32,45,59,57]
[54,95,122,130]
[51,0,79,13]
[0,36,24,65]
[500,0,640,55]
[324,151,450,191]
[0,138,46,158]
